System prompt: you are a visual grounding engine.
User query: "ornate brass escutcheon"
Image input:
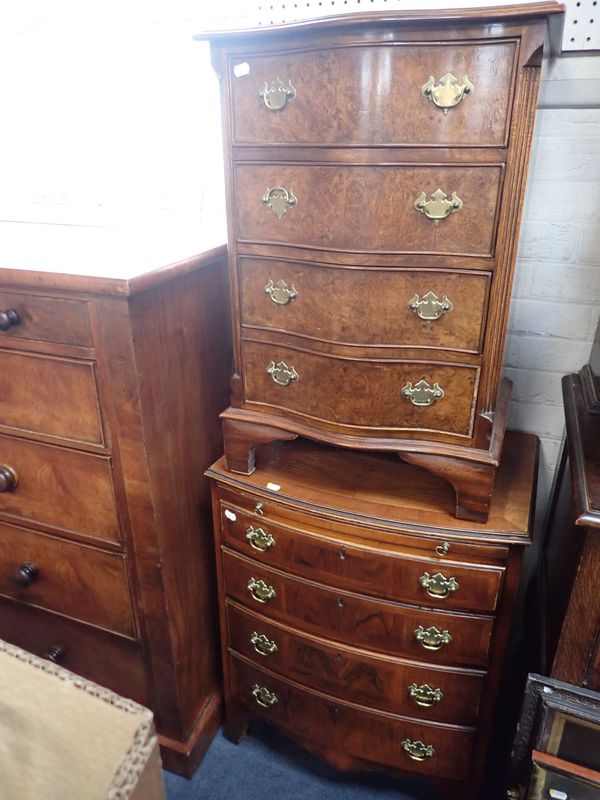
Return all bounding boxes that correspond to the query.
[414,625,452,651]
[264,278,298,306]
[422,73,474,114]
[246,525,276,552]
[259,78,296,112]
[252,683,279,708]
[407,683,444,708]
[414,188,463,221]
[419,571,459,599]
[262,186,297,219]
[247,577,277,604]
[408,291,453,321]
[267,360,299,387]
[401,380,444,407]
[401,739,435,761]
[250,631,278,656]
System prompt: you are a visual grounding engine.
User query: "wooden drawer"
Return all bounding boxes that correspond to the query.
[240,257,491,354]
[223,549,494,667]
[0,521,134,636]
[230,41,516,148]
[242,340,479,438]
[0,291,92,348]
[235,163,503,258]
[230,653,475,781]
[227,602,485,725]
[0,595,149,707]
[0,349,104,447]
[221,504,504,612]
[0,435,120,544]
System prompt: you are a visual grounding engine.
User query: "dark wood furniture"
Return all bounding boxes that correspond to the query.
[204,3,563,522]
[0,240,231,775]
[207,431,538,799]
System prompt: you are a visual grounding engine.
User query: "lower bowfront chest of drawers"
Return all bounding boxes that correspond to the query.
[207,431,538,799]
[0,239,231,775]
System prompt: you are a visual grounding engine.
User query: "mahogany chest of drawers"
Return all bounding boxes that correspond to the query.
[205,3,563,523]
[0,242,231,775]
[207,431,538,798]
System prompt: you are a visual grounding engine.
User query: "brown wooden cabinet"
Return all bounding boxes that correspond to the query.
[207,431,538,799]
[204,3,563,522]
[0,243,231,775]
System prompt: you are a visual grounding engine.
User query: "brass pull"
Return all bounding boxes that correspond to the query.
[0,465,19,493]
[247,577,276,604]
[435,541,450,558]
[401,380,444,407]
[246,525,276,552]
[0,309,20,331]
[252,683,278,708]
[401,738,435,761]
[265,279,298,306]
[267,360,298,387]
[254,502,264,516]
[422,73,474,114]
[407,683,444,708]
[414,189,463,221]
[419,571,459,599]
[414,625,452,651]
[262,186,297,219]
[250,631,278,656]
[408,292,453,321]
[259,79,296,112]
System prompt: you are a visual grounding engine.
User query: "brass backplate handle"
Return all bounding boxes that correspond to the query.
[262,186,297,219]
[259,78,296,112]
[422,73,474,113]
[419,571,459,599]
[252,684,278,708]
[414,625,452,651]
[414,188,463,220]
[267,360,299,387]
[401,739,435,761]
[246,525,276,552]
[407,683,444,708]
[250,631,278,656]
[401,380,444,407]
[408,291,453,321]
[247,577,276,604]
[265,279,298,306]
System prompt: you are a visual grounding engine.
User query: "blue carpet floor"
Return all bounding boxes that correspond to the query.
[164,722,444,800]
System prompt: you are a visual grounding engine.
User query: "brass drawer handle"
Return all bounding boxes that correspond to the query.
[401,380,444,407]
[435,541,450,557]
[267,360,299,387]
[407,683,444,708]
[247,577,276,604]
[419,571,459,599]
[414,188,463,220]
[262,186,297,219]
[422,73,474,114]
[250,631,278,656]
[259,78,296,112]
[246,525,276,552]
[12,562,39,588]
[408,292,453,321]
[0,309,20,331]
[401,738,435,761]
[414,625,452,651]
[252,683,278,708]
[265,279,298,306]
[0,464,19,493]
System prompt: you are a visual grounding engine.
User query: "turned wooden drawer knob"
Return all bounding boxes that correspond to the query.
[12,561,39,588]
[44,645,65,664]
[0,309,20,331]
[0,465,19,492]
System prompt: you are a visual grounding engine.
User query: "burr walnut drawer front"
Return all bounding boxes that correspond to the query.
[242,340,479,438]
[0,291,92,348]
[0,596,149,707]
[221,504,504,612]
[227,602,486,725]
[0,435,121,544]
[240,258,491,354]
[0,521,134,637]
[235,163,503,258]
[222,549,494,668]
[230,40,516,148]
[0,349,104,447]
[230,654,475,781]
